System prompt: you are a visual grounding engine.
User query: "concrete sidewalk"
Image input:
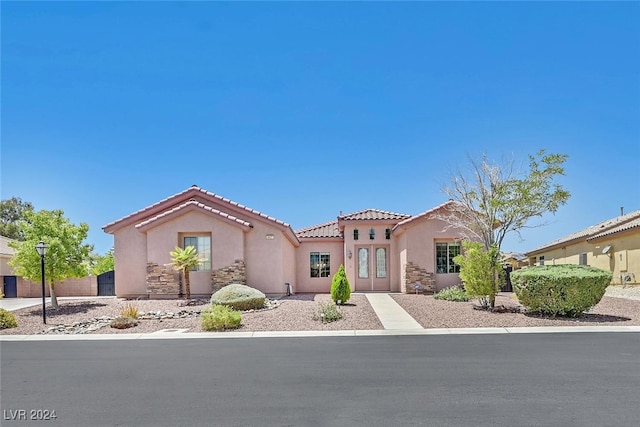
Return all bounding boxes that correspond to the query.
[365,293,423,330]
[0,296,115,312]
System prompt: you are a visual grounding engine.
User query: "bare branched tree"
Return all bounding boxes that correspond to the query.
[433,149,571,308]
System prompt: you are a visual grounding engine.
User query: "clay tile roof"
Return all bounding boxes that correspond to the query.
[393,200,459,229]
[296,221,341,238]
[103,185,291,232]
[527,209,640,254]
[135,200,252,230]
[587,216,640,241]
[338,209,411,221]
[188,187,291,228]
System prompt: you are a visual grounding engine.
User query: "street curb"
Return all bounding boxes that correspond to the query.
[2,325,640,341]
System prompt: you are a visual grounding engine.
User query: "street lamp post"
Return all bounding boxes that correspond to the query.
[35,241,48,324]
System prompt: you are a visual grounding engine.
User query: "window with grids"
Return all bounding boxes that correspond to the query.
[436,242,461,274]
[310,252,330,278]
[183,235,211,271]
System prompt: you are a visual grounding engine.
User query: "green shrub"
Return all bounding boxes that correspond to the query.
[201,304,242,331]
[434,286,472,302]
[120,302,139,319]
[0,308,18,329]
[331,264,351,305]
[511,265,612,317]
[312,302,344,323]
[453,241,503,308]
[210,284,265,311]
[110,316,138,329]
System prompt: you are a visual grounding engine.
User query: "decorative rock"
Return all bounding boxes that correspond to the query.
[210,284,266,310]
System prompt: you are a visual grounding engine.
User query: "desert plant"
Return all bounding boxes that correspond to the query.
[434,286,472,302]
[312,301,344,323]
[210,284,266,311]
[170,245,205,300]
[330,264,351,305]
[454,241,503,308]
[109,316,139,329]
[511,265,612,317]
[0,308,18,329]
[201,304,242,331]
[120,302,139,319]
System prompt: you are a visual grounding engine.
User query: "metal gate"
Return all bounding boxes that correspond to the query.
[97,270,115,296]
[3,276,17,298]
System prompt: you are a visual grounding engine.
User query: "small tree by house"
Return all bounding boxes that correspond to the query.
[331,264,351,305]
[8,209,93,309]
[169,246,204,300]
[454,241,503,309]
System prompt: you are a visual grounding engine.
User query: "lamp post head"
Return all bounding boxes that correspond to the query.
[35,241,48,257]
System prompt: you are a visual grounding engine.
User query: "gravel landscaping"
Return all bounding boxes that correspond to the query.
[0,294,383,335]
[1,286,638,335]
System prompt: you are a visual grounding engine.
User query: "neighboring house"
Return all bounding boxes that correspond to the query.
[103,185,468,298]
[501,252,528,270]
[525,209,640,285]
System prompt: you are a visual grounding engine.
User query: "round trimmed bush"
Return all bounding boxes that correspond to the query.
[210,284,265,311]
[511,265,612,317]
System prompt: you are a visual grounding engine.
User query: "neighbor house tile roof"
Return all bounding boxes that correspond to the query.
[0,236,16,257]
[527,209,640,254]
[338,209,411,221]
[587,216,640,241]
[296,220,341,238]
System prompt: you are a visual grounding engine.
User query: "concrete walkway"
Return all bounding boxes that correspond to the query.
[0,296,115,312]
[364,293,423,330]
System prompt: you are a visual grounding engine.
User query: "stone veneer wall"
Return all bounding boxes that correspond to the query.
[404,261,435,294]
[146,263,180,297]
[211,259,246,292]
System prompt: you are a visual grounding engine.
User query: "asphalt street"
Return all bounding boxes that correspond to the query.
[1,333,639,427]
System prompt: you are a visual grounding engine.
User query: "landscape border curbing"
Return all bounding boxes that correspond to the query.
[2,325,640,341]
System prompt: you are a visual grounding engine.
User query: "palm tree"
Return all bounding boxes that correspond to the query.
[169,246,204,300]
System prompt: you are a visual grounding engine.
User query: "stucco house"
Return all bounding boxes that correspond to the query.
[103,185,468,298]
[525,209,640,286]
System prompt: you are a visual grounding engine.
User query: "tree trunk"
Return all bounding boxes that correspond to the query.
[49,284,59,309]
[184,269,191,300]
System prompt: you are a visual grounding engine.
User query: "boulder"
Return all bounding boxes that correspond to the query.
[210,284,266,311]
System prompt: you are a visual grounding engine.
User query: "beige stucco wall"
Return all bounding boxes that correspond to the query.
[295,241,344,293]
[145,210,246,296]
[15,276,97,297]
[114,226,148,298]
[401,217,464,291]
[341,224,396,291]
[590,234,640,285]
[0,256,14,276]
[244,221,294,294]
[529,231,640,285]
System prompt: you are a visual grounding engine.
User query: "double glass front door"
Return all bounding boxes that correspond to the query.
[355,245,390,291]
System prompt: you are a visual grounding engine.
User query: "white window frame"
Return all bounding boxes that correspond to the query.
[436,242,461,274]
[310,252,330,278]
[182,234,211,271]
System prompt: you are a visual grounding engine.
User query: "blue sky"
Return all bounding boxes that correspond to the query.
[2,1,639,256]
